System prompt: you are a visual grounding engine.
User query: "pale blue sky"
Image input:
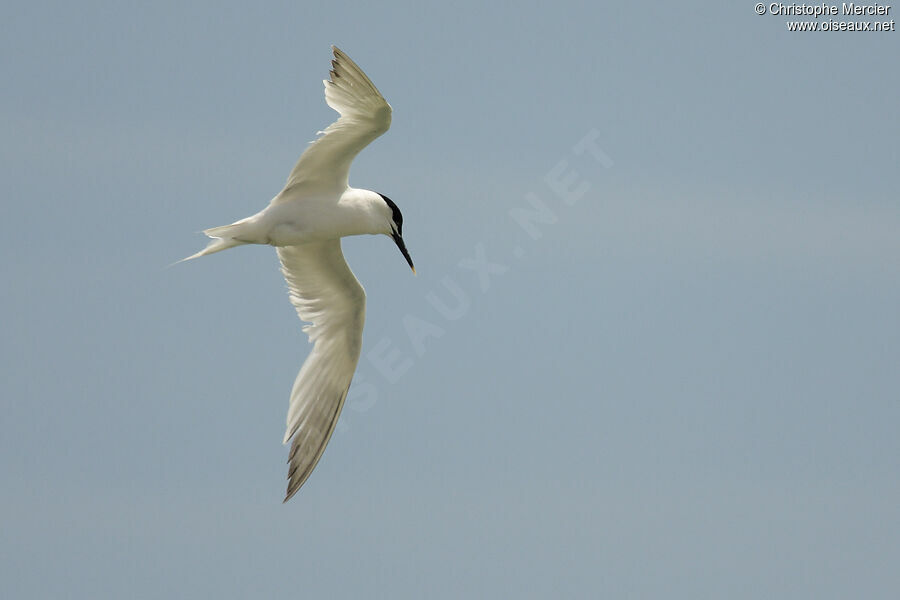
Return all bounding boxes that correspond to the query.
[2,2,898,598]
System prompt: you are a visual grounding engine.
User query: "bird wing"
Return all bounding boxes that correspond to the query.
[281,46,392,197]
[277,239,366,502]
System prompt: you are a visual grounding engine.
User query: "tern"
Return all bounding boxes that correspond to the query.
[182,46,414,502]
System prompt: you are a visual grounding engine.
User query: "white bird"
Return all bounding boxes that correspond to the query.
[181,46,414,502]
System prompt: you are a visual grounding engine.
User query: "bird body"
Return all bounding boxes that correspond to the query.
[187,187,393,252]
[182,46,414,502]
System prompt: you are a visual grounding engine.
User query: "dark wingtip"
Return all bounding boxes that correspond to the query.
[283,482,299,503]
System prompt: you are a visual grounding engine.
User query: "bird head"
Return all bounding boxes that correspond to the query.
[378,194,415,274]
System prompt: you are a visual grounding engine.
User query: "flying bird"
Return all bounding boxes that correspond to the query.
[181,46,414,502]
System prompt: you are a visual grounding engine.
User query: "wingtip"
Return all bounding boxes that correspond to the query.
[283,482,301,503]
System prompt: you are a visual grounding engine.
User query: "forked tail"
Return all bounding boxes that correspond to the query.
[176,219,256,264]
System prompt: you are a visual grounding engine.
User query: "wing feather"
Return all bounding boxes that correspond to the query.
[277,240,366,502]
[281,46,392,196]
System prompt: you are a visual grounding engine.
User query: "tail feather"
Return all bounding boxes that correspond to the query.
[176,219,256,264]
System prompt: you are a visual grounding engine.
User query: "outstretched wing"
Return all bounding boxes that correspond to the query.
[277,239,366,502]
[281,46,392,196]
